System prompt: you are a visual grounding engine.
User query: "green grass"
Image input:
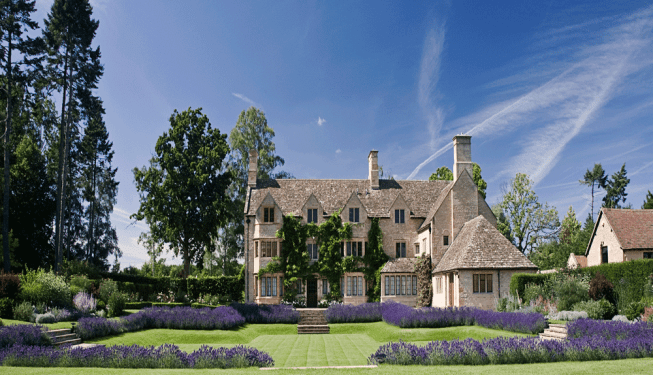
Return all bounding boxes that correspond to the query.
[1,318,73,330]
[87,322,531,367]
[1,358,652,374]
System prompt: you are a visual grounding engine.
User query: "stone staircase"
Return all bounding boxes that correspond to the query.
[539,323,567,341]
[47,328,82,347]
[297,309,329,334]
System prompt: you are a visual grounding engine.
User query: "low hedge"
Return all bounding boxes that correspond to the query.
[509,273,552,300]
[125,302,153,309]
[186,276,243,302]
[151,302,191,308]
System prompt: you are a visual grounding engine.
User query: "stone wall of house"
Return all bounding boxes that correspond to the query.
[456,269,536,310]
[432,191,453,265]
[478,194,497,227]
[452,172,479,240]
[624,250,653,261]
[587,216,624,266]
[431,274,446,307]
[379,216,422,259]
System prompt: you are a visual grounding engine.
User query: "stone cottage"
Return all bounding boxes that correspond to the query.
[243,135,536,308]
[584,208,653,267]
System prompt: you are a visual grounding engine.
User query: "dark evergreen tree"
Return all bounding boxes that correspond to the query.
[79,99,118,269]
[602,163,630,209]
[579,163,608,220]
[642,190,653,209]
[0,0,42,271]
[43,0,103,271]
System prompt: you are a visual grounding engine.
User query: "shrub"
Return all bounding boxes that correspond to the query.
[599,299,617,320]
[35,313,56,324]
[589,272,614,302]
[548,311,587,321]
[496,298,508,312]
[13,301,34,322]
[107,292,126,317]
[572,300,604,320]
[125,302,152,309]
[614,277,642,313]
[98,279,119,304]
[96,300,106,311]
[19,269,71,307]
[0,273,20,300]
[623,300,645,321]
[50,307,78,322]
[523,283,549,304]
[73,291,97,314]
[509,273,551,300]
[186,276,243,302]
[69,275,94,294]
[553,275,589,311]
[0,298,13,319]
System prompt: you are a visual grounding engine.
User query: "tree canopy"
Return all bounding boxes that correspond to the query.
[579,163,607,220]
[132,107,232,276]
[496,173,559,255]
[643,190,653,209]
[602,163,630,209]
[428,163,487,198]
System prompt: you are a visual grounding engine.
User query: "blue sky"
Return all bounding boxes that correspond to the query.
[33,1,653,268]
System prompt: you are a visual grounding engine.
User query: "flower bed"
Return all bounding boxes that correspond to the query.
[567,319,653,340]
[231,303,299,324]
[325,303,382,323]
[0,325,51,348]
[378,302,546,334]
[369,335,653,366]
[0,344,273,368]
[76,306,246,340]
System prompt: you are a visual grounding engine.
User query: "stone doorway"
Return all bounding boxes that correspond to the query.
[448,273,454,307]
[307,279,318,308]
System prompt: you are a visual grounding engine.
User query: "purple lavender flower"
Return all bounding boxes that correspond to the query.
[73,292,97,314]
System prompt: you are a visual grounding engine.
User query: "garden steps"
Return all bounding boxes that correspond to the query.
[539,323,568,341]
[47,328,82,347]
[297,309,329,334]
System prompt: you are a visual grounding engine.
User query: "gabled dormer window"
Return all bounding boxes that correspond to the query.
[307,208,318,223]
[395,209,405,224]
[395,242,406,258]
[263,207,275,223]
[349,207,359,223]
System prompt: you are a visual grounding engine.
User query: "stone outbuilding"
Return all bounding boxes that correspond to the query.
[585,208,653,267]
[431,215,538,309]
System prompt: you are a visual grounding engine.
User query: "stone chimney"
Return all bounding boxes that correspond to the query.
[452,135,472,181]
[368,150,379,190]
[248,149,258,188]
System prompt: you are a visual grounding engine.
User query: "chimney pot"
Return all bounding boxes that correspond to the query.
[368,150,379,190]
[452,135,472,181]
[248,149,258,188]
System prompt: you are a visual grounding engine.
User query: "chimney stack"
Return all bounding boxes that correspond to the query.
[368,150,379,190]
[248,149,258,188]
[452,135,472,181]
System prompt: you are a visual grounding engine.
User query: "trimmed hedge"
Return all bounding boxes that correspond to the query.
[509,273,552,300]
[191,303,219,309]
[186,276,243,302]
[576,259,653,295]
[125,302,153,309]
[151,302,191,308]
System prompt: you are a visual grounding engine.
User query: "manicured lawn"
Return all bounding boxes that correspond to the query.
[1,358,652,374]
[1,318,73,330]
[88,322,532,367]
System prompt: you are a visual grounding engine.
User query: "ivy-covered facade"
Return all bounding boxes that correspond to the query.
[244,136,536,308]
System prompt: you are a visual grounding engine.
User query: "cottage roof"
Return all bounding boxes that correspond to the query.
[597,208,653,250]
[433,215,537,273]
[246,179,450,218]
[569,254,587,268]
[380,258,417,273]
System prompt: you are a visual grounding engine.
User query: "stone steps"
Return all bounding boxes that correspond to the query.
[539,323,567,341]
[298,309,329,334]
[47,328,82,347]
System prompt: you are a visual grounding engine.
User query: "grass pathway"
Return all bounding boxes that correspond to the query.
[88,322,531,367]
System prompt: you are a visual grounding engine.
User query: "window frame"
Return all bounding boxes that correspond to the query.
[395,209,405,224]
[307,208,318,223]
[263,207,275,223]
[395,242,407,258]
[601,246,608,264]
[644,252,653,259]
[349,207,360,223]
[472,273,493,294]
[443,235,449,246]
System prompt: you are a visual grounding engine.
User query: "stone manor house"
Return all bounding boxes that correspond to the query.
[243,136,536,309]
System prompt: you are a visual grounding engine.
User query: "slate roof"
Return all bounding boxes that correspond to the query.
[380,258,418,273]
[246,178,451,218]
[433,215,537,273]
[600,208,653,250]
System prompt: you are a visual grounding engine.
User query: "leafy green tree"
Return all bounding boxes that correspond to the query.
[429,166,453,181]
[79,99,118,269]
[222,107,291,274]
[491,204,514,245]
[559,206,581,245]
[496,173,559,255]
[362,217,388,302]
[529,206,583,270]
[0,0,42,271]
[44,0,103,271]
[429,163,487,198]
[316,211,352,300]
[643,190,653,209]
[579,163,607,220]
[132,108,232,276]
[602,163,630,209]
[273,214,311,301]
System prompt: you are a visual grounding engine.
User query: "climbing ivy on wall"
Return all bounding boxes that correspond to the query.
[414,253,433,307]
[316,210,352,301]
[363,217,388,302]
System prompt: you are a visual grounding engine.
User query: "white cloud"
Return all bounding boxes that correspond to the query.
[408,6,653,185]
[418,22,446,152]
[317,117,326,126]
[232,93,257,108]
[335,149,341,154]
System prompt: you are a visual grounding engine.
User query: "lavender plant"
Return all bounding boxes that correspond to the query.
[325,302,382,323]
[231,303,299,324]
[0,325,51,348]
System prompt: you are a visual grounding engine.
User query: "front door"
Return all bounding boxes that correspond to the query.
[448,273,454,307]
[307,279,318,308]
